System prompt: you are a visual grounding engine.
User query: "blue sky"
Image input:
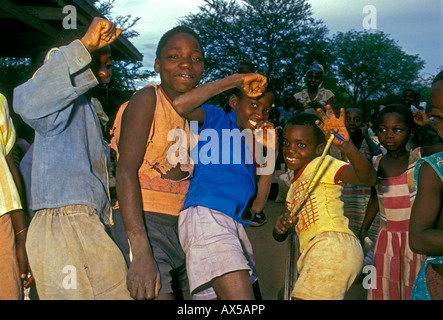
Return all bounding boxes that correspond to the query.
[111,0,442,80]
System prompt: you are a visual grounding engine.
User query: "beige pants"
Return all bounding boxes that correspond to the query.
[293,231,363,300]
[0,213,22,300]
[26,205,132,300]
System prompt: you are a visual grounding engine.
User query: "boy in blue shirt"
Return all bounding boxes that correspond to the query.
[173,73,274,299]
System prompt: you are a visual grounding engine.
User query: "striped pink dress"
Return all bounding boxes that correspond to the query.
[369,148,424,300]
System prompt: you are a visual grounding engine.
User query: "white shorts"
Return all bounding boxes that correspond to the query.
[178,206,257,300]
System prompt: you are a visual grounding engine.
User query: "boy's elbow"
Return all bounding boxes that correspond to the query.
[367,174,378,186]
[408,236,425,255]
[172,98,188,117]
[363,168,378,186]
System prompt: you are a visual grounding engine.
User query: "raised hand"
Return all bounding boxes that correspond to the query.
[413,110,431,128]
[254,120,276,147]
[316,104,350,145]
[81,17,122,52]
[239,73,267,98]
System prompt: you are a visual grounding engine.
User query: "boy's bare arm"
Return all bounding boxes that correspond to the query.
[316,105,378,186]
[409,162,443,255]
[116,88,160,299]
[172,73,267,123]
[6,151,32,285]
[80,17,122,52]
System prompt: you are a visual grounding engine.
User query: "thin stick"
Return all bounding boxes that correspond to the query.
[284,228,299,300]
[290,134,335,218]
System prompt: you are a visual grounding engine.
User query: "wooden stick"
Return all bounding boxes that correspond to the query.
[290,134,335,218]
[284,228,299,300]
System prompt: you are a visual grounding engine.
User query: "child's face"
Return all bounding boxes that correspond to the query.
[282,124,324,173]
[345,109,364,136]
[377,112,412,152]
[401,90,415,108]
[230,91,274,131]
[91,46,112,89]
[431,81,443,138]
[306,71,322,90]
[155,32,204,100]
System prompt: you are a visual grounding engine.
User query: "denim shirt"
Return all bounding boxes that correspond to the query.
[13,40,112,225]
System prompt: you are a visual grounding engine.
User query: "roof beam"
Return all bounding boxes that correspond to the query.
[0,0,58,37]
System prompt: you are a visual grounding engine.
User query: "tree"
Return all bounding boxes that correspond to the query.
[330,29,425,112]
[179,0,330,96]
[92,0,155,97]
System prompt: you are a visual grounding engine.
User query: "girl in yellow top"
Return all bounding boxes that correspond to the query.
[273,106,378,300]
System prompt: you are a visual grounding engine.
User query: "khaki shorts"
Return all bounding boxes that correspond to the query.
[0,213,21,299]
[293,231,363,300]
[178,206,257,300]
[26,205,132,300]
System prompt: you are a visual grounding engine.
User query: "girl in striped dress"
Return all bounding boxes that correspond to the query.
[359,104,443,300]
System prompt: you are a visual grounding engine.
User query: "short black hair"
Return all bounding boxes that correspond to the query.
[285,112,326,145]
[401,88,416,98]
[238,62,257,73]
[345,107,365,122]
[156,26,204,59]
[377,104,416,133]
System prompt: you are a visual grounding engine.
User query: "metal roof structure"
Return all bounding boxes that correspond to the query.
[0,0,143,61]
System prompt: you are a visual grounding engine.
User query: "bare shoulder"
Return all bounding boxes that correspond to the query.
[127,86,157,111]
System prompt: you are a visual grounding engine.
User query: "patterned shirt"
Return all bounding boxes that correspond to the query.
[293,87,334,114]
[285,155,354,252]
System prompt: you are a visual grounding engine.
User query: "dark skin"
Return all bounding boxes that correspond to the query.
[11,16,120,294]
[172,72,268,300]
[358,110,443,244]
[400,90,416,109]
[344,108,381,157]
[7,150,32,288]
[358,112,413,242]
[409,81,443,277]
[274,105,378,240]
[305,70,334,111]
[116,32,204,300]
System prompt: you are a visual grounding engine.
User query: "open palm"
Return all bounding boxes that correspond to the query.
[316,105,350,145]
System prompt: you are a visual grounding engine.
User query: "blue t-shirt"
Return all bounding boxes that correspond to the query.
[183,105,256,226]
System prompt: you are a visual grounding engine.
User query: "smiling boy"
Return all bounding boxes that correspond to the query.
[273,108,377,300]
[172,72,273,300]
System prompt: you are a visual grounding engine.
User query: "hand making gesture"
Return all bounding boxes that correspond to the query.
[81,17,122,52]
[315,105,350,146]
[239,73,268,99]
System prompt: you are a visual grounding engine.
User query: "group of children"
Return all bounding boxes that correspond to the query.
[1,17,442,300]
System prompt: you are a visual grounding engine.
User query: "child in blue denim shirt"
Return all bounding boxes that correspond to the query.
[13,18,132,300]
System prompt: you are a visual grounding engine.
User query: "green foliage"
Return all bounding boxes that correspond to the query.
[179,0,330,96]
[179,0,428,118]
[330,29,425,111]
[0,58,32,103]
